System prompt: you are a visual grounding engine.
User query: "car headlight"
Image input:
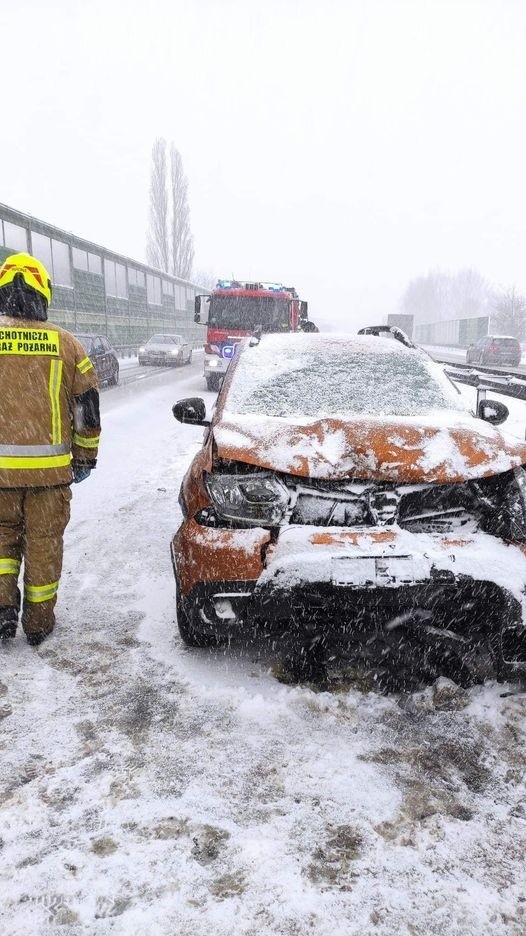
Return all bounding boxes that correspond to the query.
[171,348,181,355]
[205,472,289,526]
[139,346,145,353]
[207,358,221,367]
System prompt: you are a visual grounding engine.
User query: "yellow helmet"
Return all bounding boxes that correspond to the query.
[0,253,52,321]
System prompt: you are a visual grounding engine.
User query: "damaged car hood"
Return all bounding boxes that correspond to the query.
[213,410,526,483]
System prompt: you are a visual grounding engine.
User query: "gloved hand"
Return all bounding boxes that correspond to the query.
[72,465,92,484]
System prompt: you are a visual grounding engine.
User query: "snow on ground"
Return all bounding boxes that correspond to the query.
[0,363,526,935]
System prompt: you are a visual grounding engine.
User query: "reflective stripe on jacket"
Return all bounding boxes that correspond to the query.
[0,316,100,487]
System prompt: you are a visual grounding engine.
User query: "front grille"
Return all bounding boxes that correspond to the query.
[290,488,369,526]
[286,478,481,532]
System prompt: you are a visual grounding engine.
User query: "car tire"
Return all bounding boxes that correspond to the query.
[176,589,218,648]
[187,350,193,365]
[206,374,222,392]
[109,366,119,386]
[374,615,481,691]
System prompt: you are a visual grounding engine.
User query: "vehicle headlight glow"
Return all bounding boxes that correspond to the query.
[139,346,145,352]
[207,358,221,367]
[171,348,181,355]
[205,472,289,526]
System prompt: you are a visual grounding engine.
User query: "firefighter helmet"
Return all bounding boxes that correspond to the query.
[0,252,52,321]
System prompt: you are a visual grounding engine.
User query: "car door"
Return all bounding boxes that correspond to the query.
[473,338,485,364]
[480,337,492,364]
[93,336,109,382]
[101,336,116,380]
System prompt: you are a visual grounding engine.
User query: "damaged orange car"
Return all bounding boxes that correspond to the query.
[171,329,526,685]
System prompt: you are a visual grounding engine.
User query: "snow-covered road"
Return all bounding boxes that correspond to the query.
[0,363,525,935]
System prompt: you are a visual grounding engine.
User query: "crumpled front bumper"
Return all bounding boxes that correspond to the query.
[172,521,526,674]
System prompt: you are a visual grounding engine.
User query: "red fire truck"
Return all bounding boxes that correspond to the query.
[194,280,310,390]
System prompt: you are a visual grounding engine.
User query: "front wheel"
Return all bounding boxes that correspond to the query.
[176,589,218,647]
[206,374,222,392]
[187,350,193,364]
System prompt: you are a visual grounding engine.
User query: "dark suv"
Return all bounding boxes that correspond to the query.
[466,335,521,367]
[74,333,119,386]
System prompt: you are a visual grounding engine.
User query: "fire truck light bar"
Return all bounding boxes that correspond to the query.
[216,279,242,289]
[215,280,293,293]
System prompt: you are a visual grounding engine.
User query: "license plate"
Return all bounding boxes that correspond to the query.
[332,555,417,587]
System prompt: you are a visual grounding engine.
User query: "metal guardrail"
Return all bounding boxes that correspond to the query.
[113,343,139,357]
[442,364,526,401]
[433,355,524,378]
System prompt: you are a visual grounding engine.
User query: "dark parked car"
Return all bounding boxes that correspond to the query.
[74,333,119,386]
[466,335,521,367]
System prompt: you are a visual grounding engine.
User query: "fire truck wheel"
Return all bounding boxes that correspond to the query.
[206,375,222,392]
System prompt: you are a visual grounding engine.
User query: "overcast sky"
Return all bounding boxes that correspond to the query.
[2,0,526,328]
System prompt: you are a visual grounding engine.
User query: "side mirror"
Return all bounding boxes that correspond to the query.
[172,397,210,426]
[477,398,508,425]
[300,300,308,320]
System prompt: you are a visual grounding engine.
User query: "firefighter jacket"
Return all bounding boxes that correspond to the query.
[0,316,101,488]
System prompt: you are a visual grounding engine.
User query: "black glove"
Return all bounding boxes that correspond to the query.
[73,465,92,484]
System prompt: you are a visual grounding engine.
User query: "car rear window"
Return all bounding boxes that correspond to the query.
[493,338,520,349]
[226,343,466,418]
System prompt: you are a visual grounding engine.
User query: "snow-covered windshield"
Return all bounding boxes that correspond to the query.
[226,337,466,418]
[209,296,290,331]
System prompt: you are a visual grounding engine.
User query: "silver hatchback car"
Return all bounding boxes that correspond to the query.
[138,333,192,366]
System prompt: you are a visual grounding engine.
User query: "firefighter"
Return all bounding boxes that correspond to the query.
[0,252,101,645]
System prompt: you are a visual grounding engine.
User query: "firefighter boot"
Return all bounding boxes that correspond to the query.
[0,606,18,640]
[22,601,55,647]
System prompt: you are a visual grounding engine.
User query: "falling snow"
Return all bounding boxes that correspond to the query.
[0,356,525,935]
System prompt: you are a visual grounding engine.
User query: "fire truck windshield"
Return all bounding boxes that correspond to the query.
[208,295,290,332]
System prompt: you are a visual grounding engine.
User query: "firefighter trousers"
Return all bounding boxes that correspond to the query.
[0,486,72,636]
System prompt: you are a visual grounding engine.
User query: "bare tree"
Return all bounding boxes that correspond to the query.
[401,270,447,322]
[194,268,218,290]
[450,268,491,319]
[146,139,194,280]
[169,143,194,280]
[401,267,491,323]
[491,286,526,338]
[146,138,169,271]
